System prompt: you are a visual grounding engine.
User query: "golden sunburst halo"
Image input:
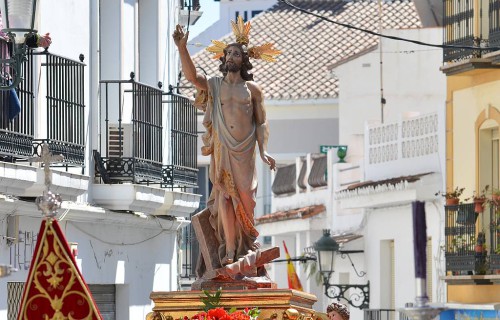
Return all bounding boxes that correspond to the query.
[205,16,281,62]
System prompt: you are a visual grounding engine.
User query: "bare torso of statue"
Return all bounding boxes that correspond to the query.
[220,79,260,141]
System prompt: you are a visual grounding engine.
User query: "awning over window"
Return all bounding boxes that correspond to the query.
[308,154,327,188]
[272,163,296,195]
[255,204,325,225]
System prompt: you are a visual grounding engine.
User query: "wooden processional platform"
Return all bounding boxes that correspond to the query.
[146,289,319,319]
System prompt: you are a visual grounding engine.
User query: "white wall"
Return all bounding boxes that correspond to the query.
[139,0,160,85]
[333,27,447,314]
[0,214,179,320]
[365,201,444,309]
[100,0,122,81]
[335,28,446,145]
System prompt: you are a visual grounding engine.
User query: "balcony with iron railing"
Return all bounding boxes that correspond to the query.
[0,39,89,199]
[92,74,200,214]
[95,74,164,185]
[0,41,86,166]
[444,202,500,277]
[94,76,198,188]
[443,0,477,62]
[443,0,500,66]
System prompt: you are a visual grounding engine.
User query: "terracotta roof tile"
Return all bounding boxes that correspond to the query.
[183,0,421,101]
[255,204,326,225]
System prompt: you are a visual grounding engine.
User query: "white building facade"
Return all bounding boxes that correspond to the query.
[259,27,447,318]
[0,1,201,319]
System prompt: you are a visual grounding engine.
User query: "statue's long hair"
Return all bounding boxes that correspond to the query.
[219,43,254,81]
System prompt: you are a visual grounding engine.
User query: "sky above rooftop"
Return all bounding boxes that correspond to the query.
[188,0,220,38]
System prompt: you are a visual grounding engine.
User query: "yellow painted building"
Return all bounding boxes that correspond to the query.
[442,0,500,305]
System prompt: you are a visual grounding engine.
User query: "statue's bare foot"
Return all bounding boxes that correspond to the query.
[221,252,234,266]
[251,241,261,251]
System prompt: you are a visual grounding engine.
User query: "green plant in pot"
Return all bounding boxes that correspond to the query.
[435,186,465,206]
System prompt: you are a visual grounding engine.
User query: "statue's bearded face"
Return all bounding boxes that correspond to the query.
[225,46,243,72]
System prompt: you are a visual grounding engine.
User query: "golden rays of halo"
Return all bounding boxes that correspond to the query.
[206,16,281,62]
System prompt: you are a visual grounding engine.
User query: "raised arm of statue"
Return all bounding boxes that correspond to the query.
[249,81,276,170]
[172,24,208,91]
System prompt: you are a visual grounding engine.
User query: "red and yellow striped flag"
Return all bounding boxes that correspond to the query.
[283,241,303,291]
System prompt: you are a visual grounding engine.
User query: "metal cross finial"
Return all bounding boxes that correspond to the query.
[29,143,64,218]
[30,143,64,190]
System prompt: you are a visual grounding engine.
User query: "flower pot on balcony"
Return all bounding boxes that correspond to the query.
[474,197,486,213]
[446,198,460,206]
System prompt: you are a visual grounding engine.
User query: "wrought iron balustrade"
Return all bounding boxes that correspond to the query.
[490,0,500,49]
[35,52,86,167]
[443,0,478,62]
[445,203,478,273]
[489,203,500,270]
[0,45,86,166]
[180,0,200,10]
[364,309,399,320]
[95,77,163,184]
[162,89,198,188]
[0,40,35,161]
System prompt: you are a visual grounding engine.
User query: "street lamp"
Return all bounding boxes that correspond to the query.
[313,229,370,309]
[0,0,39,90]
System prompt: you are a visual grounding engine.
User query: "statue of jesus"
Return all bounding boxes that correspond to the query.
[173,19,280,275]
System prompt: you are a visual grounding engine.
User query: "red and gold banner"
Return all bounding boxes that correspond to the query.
[17,219,102,320]
[283,241,303,291]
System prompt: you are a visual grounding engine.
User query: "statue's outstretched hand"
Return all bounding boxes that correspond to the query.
[172,24,189,48]
[261,151,276,171]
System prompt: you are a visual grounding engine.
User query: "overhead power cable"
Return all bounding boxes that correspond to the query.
[278,0,498,52]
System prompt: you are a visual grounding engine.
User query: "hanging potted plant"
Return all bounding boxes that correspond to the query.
[435,186,465,206]
[473,185,489,214]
